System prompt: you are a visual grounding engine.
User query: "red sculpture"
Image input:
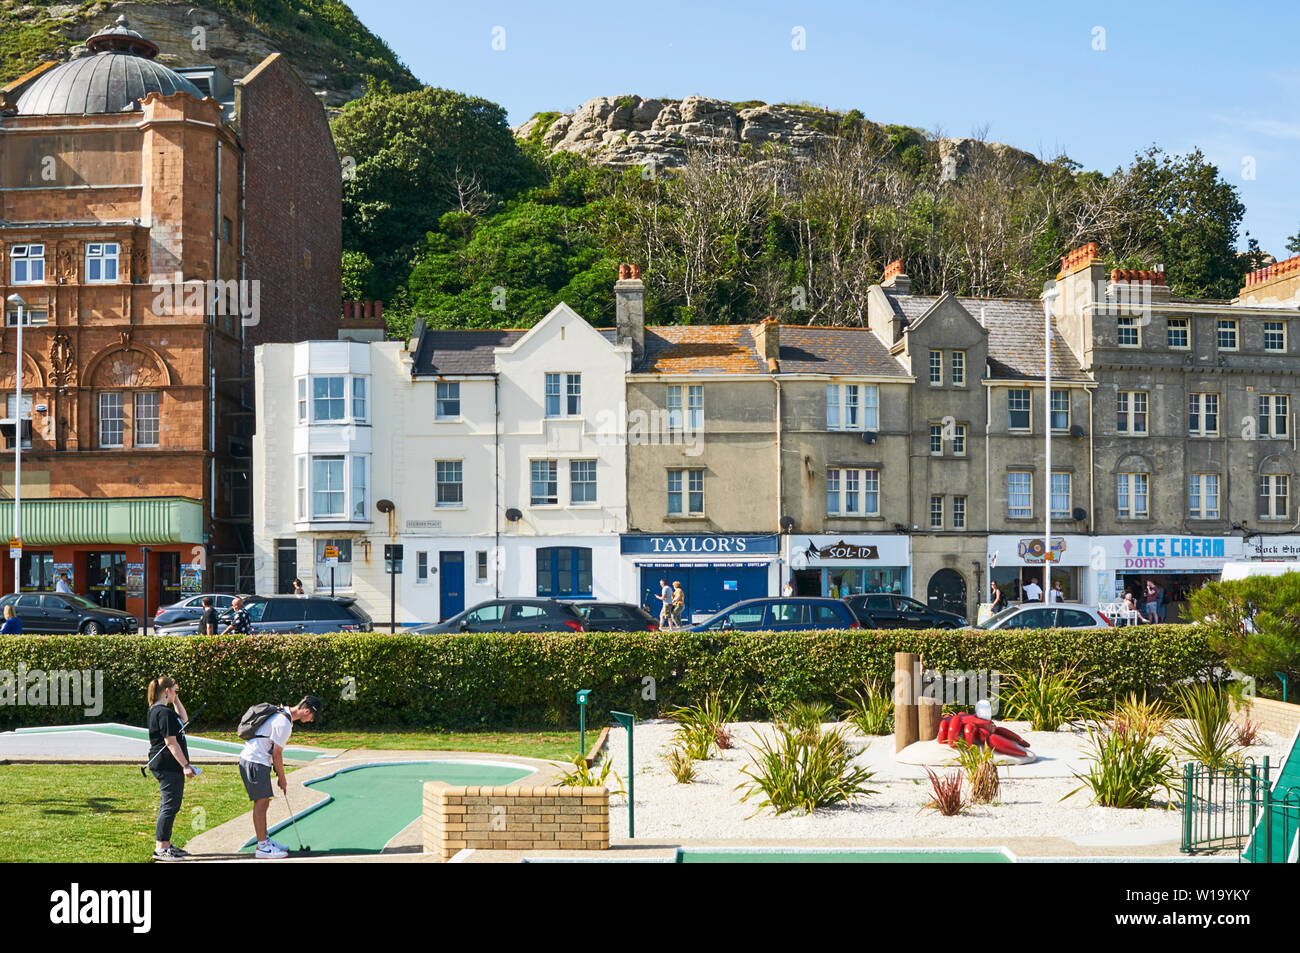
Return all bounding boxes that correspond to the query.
[937,714,1032,758]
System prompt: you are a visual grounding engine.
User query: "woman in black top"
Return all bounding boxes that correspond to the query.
[199,597,219,635]
[146,677,197,860]
[989,581,1007,613]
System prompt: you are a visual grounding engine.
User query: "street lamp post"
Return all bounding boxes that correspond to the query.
[1042,283,1060,596]
[5,294,23,596]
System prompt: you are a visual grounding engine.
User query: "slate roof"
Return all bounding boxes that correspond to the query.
[776,325,909,377]
[635,326,766,375]
[411,329,525,376]
[886,293,1089,382]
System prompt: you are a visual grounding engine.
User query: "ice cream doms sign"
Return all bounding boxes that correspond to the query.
[1108,535,1240,570]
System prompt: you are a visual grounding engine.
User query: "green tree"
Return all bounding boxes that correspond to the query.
[1111,147,1246,299]
[1188,574,1300,699]
[332,84,540,302]
[1286,227,1300,255]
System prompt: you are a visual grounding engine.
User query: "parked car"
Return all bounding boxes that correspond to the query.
[0,592,139,634]
[975,603,1111,630]
[687,597,861,632]
[156,595,372,634]
[152,592,242,629]
[842,593,967,629]
[411,598,586,634]
[570,602,659,632]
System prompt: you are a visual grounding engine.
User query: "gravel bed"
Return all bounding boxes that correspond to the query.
[604,719,1290,846]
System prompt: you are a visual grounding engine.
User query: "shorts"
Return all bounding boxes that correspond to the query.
[239,759,274,801]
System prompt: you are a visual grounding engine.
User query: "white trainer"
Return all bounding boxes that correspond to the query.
[268,837,291,852]
[255,842,288,860]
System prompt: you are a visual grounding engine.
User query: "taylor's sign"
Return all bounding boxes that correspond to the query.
[621,534,779,555]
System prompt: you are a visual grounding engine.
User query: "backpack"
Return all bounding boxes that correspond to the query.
[237,703,286,742]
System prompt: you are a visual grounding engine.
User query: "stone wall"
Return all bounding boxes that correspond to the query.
[422,782,610,861]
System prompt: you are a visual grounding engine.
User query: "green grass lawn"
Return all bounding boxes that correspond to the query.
[0,764,252,863]
[200,727,584,761]
[0,729,586,863]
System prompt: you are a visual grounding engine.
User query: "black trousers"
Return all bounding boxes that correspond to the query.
[152,769,185,842]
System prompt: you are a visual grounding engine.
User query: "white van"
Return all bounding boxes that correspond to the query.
[1220,561,1300,581]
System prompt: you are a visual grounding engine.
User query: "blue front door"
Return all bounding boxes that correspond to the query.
[439,552,464,621]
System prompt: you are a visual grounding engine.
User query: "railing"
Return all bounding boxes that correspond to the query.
[1181,759,1300,861]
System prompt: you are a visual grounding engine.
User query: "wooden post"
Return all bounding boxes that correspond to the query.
[918,697,942,742]
[894,651,919,752]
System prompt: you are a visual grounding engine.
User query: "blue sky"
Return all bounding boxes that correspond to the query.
[352,0,1300,256]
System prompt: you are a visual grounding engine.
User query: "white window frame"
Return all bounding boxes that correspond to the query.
[570,459,597,505]
[5,394,32,449]
[416,551,429,584]
[929,350,943,386]
[1189,392,1219,437]
[1007,471,1032,518]
[1007,389,1031,431]
[1188,473,1220,520]
[133,391,160,448]
[351,376,367,422]
[1216,319,1238,351]
[1259,474,1290,520]
[98,392,124,448]
[296,378,307,423]
[1050,471,1072,520]
[953,495,966,529]
[951,350,966,386]
[1167,318,1190,350]
[5,305,48,327]
[1264,321,1287,354]
[298,453,370,522]
[826,383,878,431]
[85,242,119,283]
[300,374,369,425]
[1117,472,1149,519]
[476,551,489,583]
[667,468,704,516]
[1117,390,1149,435]
[436,381,461,420]
[1259,394,1289,438]
[9,244,45,285]
[826,467,880,517]
[1050,389,1070,432]
[929,495,943,529]
[1117,315,1141,348]
[531,459,559,505]
[435,460,463,507]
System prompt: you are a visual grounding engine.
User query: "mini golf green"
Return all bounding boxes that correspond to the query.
[678,848,1014,863]
[244,761,534,855]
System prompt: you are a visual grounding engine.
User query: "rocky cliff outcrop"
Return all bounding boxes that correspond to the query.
[516,94,1040,175]
[1,0,416,106]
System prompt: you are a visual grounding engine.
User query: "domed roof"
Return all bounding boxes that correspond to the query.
[15,16,204,116]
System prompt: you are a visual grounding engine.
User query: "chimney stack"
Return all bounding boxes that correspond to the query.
[881,259,910,293]
[615,264,645,361]
[752,317,780,369]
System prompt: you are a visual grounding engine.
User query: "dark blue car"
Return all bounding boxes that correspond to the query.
[687,597,861,632]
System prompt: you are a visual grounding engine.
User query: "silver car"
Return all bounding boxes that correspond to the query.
[976,602,1112,630]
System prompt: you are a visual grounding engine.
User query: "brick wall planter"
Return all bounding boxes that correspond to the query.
[1232,696,1300,739]
[422,782,610,861]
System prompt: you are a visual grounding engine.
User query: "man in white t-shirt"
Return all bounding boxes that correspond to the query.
[238,696,322,859]
[1022,577,1043,602]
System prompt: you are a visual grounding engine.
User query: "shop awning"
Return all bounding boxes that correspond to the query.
[0,497,203,545]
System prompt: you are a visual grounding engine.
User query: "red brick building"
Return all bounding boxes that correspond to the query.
[0,16,340,621]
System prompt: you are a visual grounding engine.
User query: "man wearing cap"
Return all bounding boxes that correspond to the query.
[238,695,322,859]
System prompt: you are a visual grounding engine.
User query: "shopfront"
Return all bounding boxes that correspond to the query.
[1244,535,1300,563]
[1,498,205,623]
[621,534,780,622]
[787,535,911,599]
[1090,534,1244,621]
[987,534,1091,603]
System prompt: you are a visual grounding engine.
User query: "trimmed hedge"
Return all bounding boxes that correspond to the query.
[0,626,1224,731]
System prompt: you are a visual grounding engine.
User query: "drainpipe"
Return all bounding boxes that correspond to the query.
[984,383,991,534]
[494,372,501,598]
[774,378,782,594]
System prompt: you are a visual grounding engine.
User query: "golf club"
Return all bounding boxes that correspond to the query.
[140,702,207,777]
[281,786,310,853]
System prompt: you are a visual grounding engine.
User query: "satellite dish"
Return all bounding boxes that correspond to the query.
[505,507,523,522]
[376,499,395,513]
[779,516,795,532]
[1072,507,1087,522]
